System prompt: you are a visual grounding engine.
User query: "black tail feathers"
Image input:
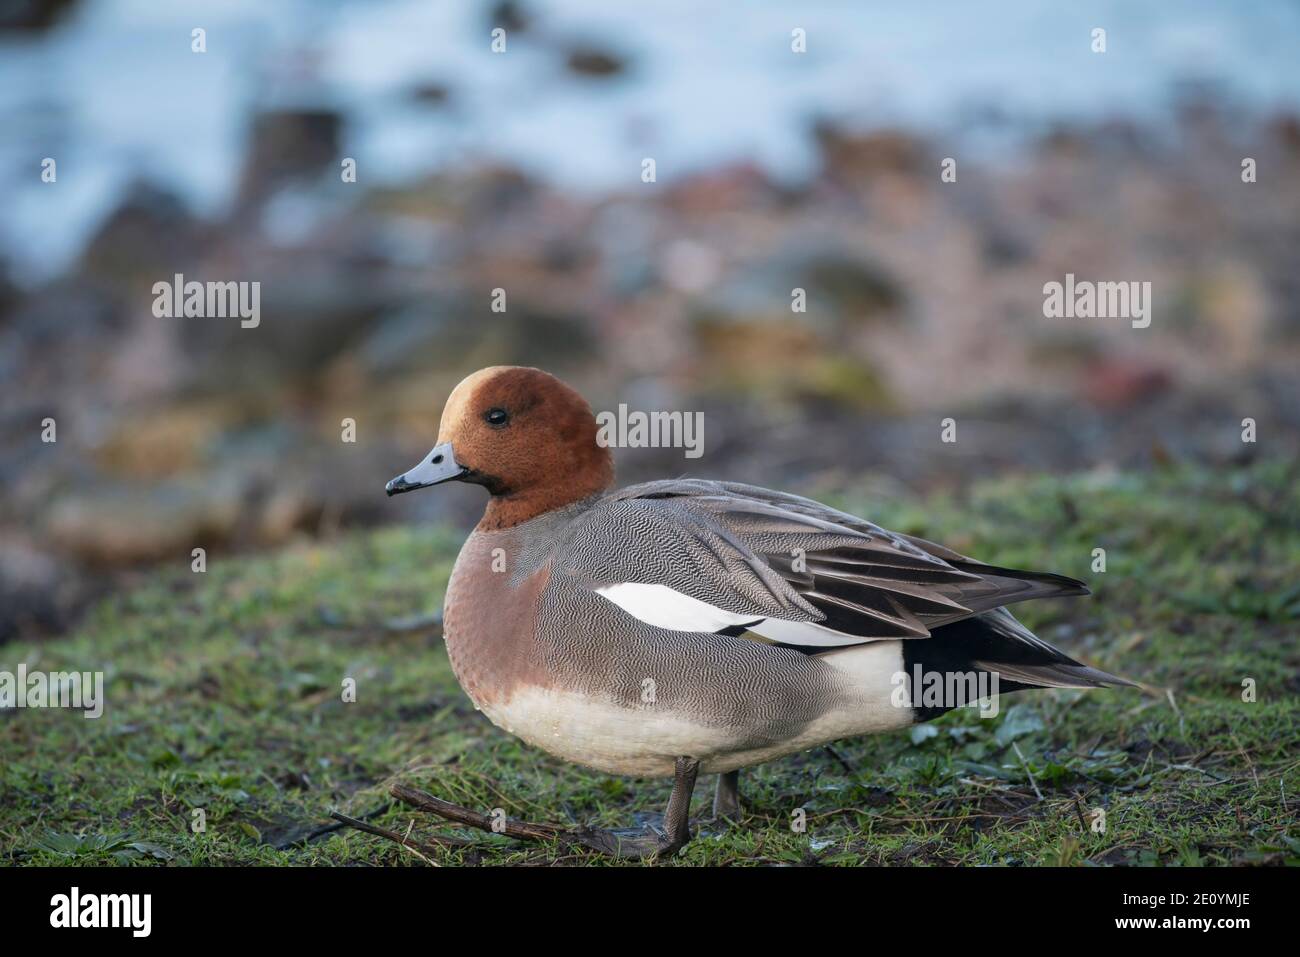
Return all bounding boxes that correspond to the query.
[901,608,1133,721]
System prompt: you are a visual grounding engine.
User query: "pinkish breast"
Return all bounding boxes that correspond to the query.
[442,530,550,709]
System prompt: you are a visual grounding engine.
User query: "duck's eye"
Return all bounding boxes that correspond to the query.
[484,407,509,427]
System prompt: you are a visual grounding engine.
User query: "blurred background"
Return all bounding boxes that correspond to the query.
[2,0,1299,645]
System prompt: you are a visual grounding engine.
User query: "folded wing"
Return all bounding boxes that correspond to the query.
[569,479,1089,650]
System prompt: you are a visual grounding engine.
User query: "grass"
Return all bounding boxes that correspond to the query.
[2,459,1297,866]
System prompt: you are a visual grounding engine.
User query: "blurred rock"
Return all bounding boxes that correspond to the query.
[696,243,903,334]
[0,537,64,643]
[461,166,541,221]
[659,240,722,294]
[45,477,245,565]
[174,262,399,390]
[664,163,775,214]
[565,46,628,78]
[45,470,250,561]
[800,251,904,320]
[1082,358,1173,410]
[408,82,451,107]
[91,403,230,479]
[354,300,470,378]
[0,259,19,319]
[0,0,79,33]
[692,315,894,411]
[235,108,343,211]
[0,277,122,360]
[815,126,929,179]
[489,1,531,34]
[78,183,207,289]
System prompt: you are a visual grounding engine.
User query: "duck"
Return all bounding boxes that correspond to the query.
[386,365,1131,858]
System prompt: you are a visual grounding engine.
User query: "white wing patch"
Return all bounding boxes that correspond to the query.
[594,582,877,647]
[746,617,877,648]
[594,583,756,633]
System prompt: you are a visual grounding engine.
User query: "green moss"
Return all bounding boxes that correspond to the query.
[2,461,1296,866]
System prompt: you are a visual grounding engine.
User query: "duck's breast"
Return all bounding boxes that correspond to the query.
[441,529,551,711]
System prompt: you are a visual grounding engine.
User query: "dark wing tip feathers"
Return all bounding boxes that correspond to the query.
[1025,568,1091,598]
[943,561,1092,601]
[914,612,1137,700]
[974,659,1137,690]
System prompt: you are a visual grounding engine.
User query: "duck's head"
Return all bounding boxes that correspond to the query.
[386,366,614,529]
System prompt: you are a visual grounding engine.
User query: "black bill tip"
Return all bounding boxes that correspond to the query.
[385,442,464,498]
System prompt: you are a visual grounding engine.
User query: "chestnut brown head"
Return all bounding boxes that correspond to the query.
[386,366,614,528]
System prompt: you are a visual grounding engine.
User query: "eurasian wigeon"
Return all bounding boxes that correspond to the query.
[386,366,1131,857]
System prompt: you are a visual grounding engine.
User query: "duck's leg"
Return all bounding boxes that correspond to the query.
[712,769,741,821]
[575,756,700,859]
[659,756,700,852]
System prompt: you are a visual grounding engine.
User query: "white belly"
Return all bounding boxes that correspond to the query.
[478,686,742,776]
[475,642,912,777]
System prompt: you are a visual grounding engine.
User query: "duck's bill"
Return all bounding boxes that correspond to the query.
[386,442,467,496]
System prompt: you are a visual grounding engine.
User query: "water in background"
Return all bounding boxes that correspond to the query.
[3,0,1300,281]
